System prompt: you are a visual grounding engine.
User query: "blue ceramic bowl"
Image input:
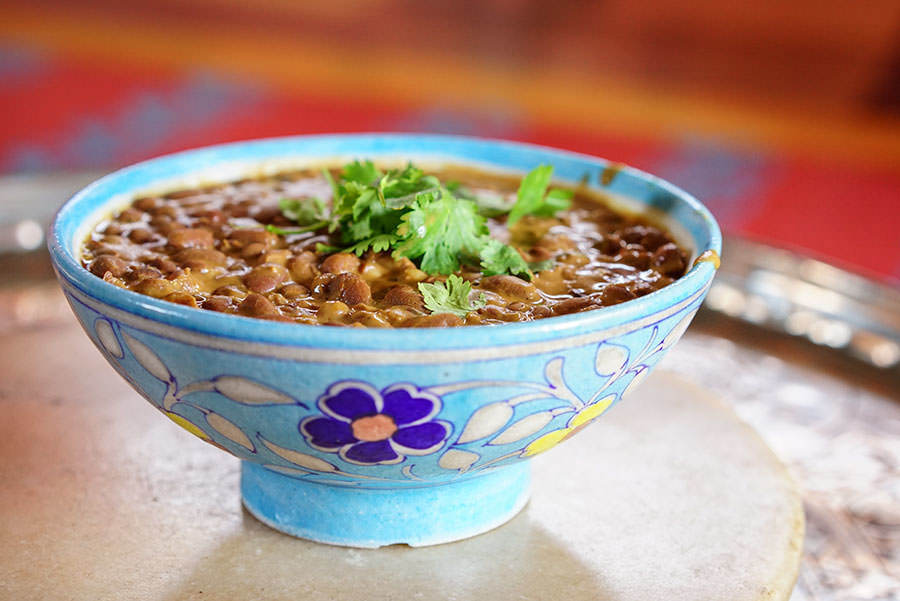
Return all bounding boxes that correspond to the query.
[49,134,721,547]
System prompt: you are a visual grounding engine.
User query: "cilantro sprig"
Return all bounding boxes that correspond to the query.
[418,275,486,318]
[274,161,570,281]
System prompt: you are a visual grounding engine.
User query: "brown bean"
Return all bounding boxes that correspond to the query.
[89,255,128,278]
[279,284,310,299]
[615,249,651,270]
[551,297,595,315]
[102,222,124,235]
[325,273,372,306]
[287,252,320,285]
[531,305,552,318]
[148,204,178,219]
[169,228,214,250]
[128,228,155,244]
[238,293,279,317]
[241,242,267,259]
[404,313,464,328]
[228,229,276,248]
[163,291,198,308]
[202,296,232,312]
[118,207,144,223]
[507,301,528,312]
[598,286,636,305]
[133,278,176,298]
[244,264,290,293]
[381,285,425,310]
[479,275,540,301]
[653,243,686,277]
[174,248,227,269]
[124,264,162,283]
[320,253,360,274]
[317,300,350,323]
[133,197,160,212]
[212,285,248,299]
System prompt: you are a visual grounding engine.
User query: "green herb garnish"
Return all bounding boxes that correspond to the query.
[507,164,573,225]
[418,275,486,318]
[274,161,572,286]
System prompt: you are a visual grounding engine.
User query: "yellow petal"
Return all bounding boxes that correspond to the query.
[570,394,615,429]
[166,411,210,441]
[522,428,571,457]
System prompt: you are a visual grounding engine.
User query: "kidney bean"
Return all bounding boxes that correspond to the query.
[320,253,361,274]
[244,264,290,293]
[382,285,425,310]
[480,275,540,301]
[89,255,128,278]
[324,273,372,306]
[238,293,279,317]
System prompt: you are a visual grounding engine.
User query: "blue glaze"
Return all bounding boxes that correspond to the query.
[48,134,721,547]
[241,461,531,548]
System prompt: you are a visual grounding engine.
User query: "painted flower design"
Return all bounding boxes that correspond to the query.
[521,394,616,457]
[300,381,451,465]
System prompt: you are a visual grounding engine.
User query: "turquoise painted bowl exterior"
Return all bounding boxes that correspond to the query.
[48,134,721,547]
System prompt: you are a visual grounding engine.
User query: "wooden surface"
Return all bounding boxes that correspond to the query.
[0,318,802,601]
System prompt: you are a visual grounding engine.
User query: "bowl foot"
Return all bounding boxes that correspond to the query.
[240,461,531,548]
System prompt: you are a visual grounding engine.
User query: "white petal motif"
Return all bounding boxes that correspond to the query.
[122,332,171,382]
[94,319,123,358]
[594,344,628,376]
[456,402,514,444]
[205,412,254,451]
[438,449,480,472]
[489,411,554,445]
[622,368,649,399]
[260,437,337,473]
[661,310,697,349]
[212,376,296,405]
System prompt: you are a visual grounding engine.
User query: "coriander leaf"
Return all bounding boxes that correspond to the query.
[507,165,572,224]
[342,160,381,185]
[344,234,401,256]
[472,192,515,217]
[393,189,487,275]
[527,259,555,272]
[265,222,328,236]
[279,196,328,226]
[315,243,342,254]
[479,237,531,279]
[418,275,486,318]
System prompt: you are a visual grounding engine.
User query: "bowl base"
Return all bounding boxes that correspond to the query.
[240,461,531,548]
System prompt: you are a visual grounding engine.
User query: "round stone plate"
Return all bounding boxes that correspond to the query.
[0,325,803,600]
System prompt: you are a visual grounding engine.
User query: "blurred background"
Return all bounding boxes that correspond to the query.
[1,2,899,599]
[2,0,899,279]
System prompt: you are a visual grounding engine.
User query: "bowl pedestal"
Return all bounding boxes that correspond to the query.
[240,461,532,548]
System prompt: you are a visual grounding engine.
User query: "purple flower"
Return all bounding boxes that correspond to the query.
[299,381,451,465]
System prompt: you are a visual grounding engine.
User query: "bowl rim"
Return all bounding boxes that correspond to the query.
[48,133,721,351]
